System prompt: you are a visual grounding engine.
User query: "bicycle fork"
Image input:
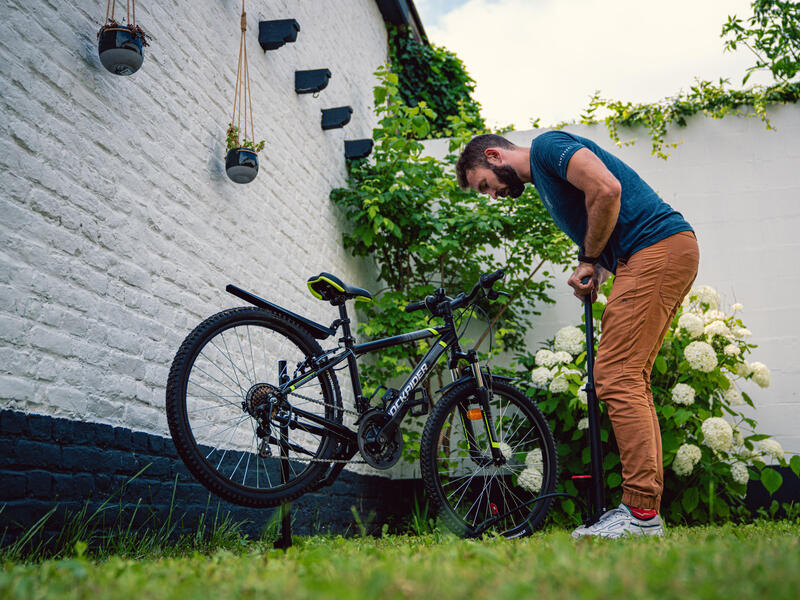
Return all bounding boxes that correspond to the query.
[457,357,505,465]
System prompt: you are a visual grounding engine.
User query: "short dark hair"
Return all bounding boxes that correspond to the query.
[455,134,515,189]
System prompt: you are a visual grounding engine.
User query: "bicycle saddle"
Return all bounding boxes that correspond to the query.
[307,272,373,304]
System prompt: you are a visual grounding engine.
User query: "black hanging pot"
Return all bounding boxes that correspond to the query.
[225,148,259,184]
[98,26,144,76]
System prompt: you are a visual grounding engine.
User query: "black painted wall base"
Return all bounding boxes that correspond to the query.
[0,409,422,543]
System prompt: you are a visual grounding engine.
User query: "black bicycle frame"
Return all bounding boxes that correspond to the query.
[274,307,459,443]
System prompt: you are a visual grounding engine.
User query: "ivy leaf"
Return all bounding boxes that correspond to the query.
[761,468,783,496]
[682,487,699,513]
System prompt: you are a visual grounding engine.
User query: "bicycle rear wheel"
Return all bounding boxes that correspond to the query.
[420,379,558,538]
[166,307,342,507]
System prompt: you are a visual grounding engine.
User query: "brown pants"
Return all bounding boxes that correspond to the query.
[594,231,699,511]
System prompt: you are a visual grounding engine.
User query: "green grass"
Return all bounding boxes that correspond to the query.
[2,521,799,599]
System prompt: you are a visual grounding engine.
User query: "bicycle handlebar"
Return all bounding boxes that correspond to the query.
[403,269,506,315]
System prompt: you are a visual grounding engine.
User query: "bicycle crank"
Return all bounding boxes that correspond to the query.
[357,409,403,469]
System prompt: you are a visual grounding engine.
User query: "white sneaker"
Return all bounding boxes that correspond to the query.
[571,504,664,539]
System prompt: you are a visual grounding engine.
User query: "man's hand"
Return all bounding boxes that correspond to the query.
[568,262,596,301]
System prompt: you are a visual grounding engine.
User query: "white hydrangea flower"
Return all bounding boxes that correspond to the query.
[692,285,720,309]
[595,293,608,306]
[525,448,543,470]
[704,320,732,339]
[677,312,705,338]
[673,443,702,476]
[738,446,760,465]
[732,427,744,447]
[517,467,543,493]
[554,326,585,355]
[681,293,691,307]
[732,327,752,340]
[703,309,727,324]
[684,341,718,373]
[731,462,749,485]
[531,367,553,389]
[498,441,514,462]
[577,417,589,431]
[732,361,752,377]
[553,350,573,364]
[723,343,741,357]
[720,379,744,406]
[577,387,588,406]
[535,349,558,368]
[701,417,733,452]
[758,438,784,460]
[671,383,696,406]
[750,362,770,388]
[549,374,569,394]
[731,303,744,313]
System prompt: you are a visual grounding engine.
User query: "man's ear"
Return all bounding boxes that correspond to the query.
[484,147,503,166]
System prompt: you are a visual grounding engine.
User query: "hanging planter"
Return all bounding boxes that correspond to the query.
[225,1,264,184]
[97,1,150,76]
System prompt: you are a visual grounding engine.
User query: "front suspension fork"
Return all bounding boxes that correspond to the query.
[458,358,503,463]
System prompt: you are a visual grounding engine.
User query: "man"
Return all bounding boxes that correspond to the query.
[456,132,699,538]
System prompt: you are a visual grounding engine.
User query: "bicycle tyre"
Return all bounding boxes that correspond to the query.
[166,306,342,508]
[420,379,558,538]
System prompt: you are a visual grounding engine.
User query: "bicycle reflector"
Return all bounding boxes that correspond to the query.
[466,408,483,420]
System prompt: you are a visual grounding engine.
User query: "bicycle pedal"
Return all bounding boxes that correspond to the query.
[408,388,430,417]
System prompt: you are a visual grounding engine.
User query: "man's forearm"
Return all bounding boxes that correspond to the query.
[582,191,620,258]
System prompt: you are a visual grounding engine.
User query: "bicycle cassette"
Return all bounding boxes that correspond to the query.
[357,409,403,470]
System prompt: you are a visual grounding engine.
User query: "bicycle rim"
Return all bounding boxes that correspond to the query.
[175,310,340,501]
[426,382,556,537]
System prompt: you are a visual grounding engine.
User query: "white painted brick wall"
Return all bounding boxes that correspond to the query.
[0,1,387,449]
[425,104,800,459]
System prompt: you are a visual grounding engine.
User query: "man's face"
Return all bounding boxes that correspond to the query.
[466,163,525,199]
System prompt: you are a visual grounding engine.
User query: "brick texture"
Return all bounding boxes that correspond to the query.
[0,409,421,539]
[0,0,385,441]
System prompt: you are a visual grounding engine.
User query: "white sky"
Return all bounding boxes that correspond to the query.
[414,0,773,129]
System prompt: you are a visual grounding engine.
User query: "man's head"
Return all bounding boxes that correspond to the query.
[455,134,526,199]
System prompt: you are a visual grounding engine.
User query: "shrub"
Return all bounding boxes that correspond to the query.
[514,279,799,525]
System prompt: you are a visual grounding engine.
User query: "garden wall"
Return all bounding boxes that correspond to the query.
[424,103,800,460]
[0,0,418,538]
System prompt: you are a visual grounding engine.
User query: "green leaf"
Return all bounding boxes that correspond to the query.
[660,405,676,419]
[791,455,800,478]
[654,355,667,374]
[606,472,622,488]
[761,468,783,495]
[682,487,699,513]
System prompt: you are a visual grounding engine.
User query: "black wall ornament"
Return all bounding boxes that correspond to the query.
[258,19,300,51]
[321,107,353,130]
[295,69,331,94]
[344,139,374,159]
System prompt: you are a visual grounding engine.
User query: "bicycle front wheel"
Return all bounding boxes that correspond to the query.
[420,379,558,538]
[166,307,342,508]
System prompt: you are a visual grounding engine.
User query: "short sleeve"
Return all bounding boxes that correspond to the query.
[531,131,585,180]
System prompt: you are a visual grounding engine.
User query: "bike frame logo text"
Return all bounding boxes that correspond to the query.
[388,363,429,416]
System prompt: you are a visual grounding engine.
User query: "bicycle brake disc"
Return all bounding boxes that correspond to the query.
[357,409,403,470]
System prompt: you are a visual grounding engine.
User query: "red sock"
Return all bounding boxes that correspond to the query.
[627,505,657,520]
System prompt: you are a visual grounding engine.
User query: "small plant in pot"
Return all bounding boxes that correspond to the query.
[97,18,150,76]
[225,124,265,184]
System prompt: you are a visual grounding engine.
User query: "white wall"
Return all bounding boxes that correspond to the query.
[425,104,800,458]
[0,1,387,438]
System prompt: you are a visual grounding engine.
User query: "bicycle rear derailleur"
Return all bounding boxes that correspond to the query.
[357,408,403,469]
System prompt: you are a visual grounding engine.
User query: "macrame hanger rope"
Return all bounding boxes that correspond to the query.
[231,0,253,146]
[105,0,135,25]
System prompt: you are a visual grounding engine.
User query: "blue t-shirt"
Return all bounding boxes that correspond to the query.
[529,131,693,273]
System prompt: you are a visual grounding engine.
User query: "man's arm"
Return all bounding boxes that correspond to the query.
[564,148,621,299]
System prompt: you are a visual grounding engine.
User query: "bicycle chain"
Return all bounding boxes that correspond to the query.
[273,389,368,465]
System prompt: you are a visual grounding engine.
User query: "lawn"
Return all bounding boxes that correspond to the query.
[2,521,798,600]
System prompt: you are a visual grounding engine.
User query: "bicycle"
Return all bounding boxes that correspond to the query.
[165,269,563,538]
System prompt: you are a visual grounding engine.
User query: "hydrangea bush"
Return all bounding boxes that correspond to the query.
[514,280,800,524]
